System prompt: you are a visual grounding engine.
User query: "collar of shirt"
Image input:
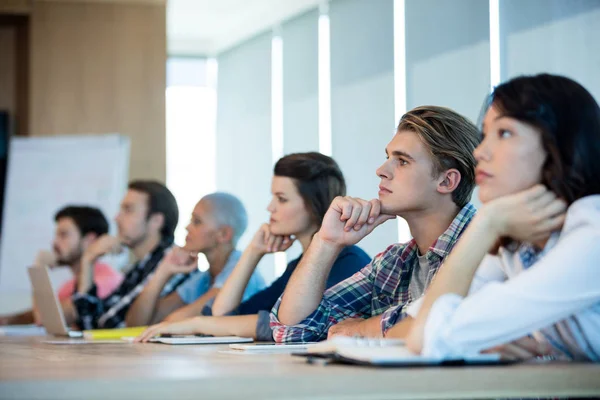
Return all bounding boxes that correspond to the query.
[195,249,242,288]
[399,202,477,264]
[128,240,173,275]
[517,231,561,269]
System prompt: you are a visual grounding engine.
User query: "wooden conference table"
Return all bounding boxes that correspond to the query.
[1,336,599,400]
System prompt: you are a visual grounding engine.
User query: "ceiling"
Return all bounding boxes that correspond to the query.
[167,0,323,56]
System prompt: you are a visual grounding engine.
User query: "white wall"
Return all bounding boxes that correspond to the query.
[406,0,490,123]
[500,0,600,101]
[216,33,276,281]
[329,0,398,259]
[212,0,600,271]
[405,0,491,209]
[280,9,321,264]
[282,9,320,155]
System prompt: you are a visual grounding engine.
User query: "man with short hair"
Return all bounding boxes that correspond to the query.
[271,106,480,342]
[72,180,187,329]
[126,192,265,326]
[0,206,123,326]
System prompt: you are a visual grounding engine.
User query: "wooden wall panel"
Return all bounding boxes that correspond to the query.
[0,27,16,118]
[0,0,31,15]
[29,0,166,182]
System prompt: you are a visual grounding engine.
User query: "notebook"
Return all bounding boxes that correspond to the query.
[148,335,253,345]
[228,342,318,353]
[295,336,502,367]
[44,339,128,345]
[227,337,403,354]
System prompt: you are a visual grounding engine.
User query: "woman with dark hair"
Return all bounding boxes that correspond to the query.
[401,74,600,362]
[136,152,370,342]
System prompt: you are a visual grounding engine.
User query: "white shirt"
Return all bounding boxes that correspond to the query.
[408,195,600,361]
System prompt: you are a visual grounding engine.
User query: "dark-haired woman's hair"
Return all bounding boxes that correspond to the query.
[274,152,346,227]
[484,73,600,205]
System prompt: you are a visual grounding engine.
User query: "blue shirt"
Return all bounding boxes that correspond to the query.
[176,250,265,305]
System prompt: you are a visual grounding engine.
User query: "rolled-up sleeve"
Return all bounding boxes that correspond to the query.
[421,228,600,359]
[380,302,409,335]
[270,264,375,343]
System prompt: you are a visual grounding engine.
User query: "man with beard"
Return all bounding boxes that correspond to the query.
[71,180,186,329]
[0,206,123,325]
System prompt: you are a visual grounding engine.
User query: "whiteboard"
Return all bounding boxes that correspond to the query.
[0,134,130,312]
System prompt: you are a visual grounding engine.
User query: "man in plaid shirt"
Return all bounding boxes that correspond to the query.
[271,106,480,342]
[70,180,193,329]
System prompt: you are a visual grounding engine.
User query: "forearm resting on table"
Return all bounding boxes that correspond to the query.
[384,317,414,339]
[195,314,260,339]
[164,288,220,323]
[362,315,385,337]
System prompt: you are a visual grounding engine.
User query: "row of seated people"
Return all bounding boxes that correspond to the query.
[2,73,599,362]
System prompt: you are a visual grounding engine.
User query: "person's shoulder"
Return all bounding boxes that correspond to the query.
[330,245,370,272]
[337,245,370,261]
[563,195,600,235]
[229,249,243,263]
[57,278,76,300]
[183,268,209,286]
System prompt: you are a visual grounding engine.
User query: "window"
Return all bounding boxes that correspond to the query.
[166,58,218,270]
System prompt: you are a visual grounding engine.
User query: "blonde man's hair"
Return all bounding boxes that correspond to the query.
[397,106,480,207]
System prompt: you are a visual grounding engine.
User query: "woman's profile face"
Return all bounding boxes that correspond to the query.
[474,105,547,203]
[266,176,315,236]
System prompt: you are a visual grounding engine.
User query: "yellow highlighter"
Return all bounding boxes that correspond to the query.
[83,326,148,340]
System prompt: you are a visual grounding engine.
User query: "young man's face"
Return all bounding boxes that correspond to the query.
[114,190,153,248]
[53,217,84,265]
[376,130,441,215]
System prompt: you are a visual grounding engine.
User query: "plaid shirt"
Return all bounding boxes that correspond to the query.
[270,203,476,342]
[73,240,193,329]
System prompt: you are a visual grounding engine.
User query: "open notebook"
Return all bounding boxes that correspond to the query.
[294,336,502,367]
[228,342,319,353]
[148,335,253,345]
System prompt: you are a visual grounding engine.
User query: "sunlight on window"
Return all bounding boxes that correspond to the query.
[271,32,288,277]
[318,4,332,157]
[166,59,217,271]
[489,0,501,90]
[393,0,411,243]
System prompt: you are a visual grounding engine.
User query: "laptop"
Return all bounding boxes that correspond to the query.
[27,266,84,338]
